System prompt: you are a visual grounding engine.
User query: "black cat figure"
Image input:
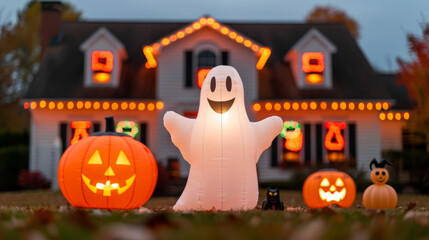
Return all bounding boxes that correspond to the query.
[262,187,284,211]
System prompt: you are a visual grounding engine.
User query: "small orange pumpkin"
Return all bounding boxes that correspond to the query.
[58,116,158,209]
[303,169,356,208]
[362,159,397,209]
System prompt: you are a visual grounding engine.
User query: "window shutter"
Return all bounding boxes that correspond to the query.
[348,123,356,163]
[304,123,311,165]
[185,51,193,87]
[140,123,147,145]
[221,51,229,65]
[93,122,101,133]
[316,123,323,164]
[59,123,67,153]
[271,137,278,167]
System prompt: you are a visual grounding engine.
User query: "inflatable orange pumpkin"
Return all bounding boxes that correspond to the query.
[303,169,356,209]
[58,116,158,209]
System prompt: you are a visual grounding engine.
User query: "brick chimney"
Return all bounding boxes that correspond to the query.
[40,1,62,57]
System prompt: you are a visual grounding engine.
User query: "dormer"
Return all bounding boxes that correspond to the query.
[80,27,128,87]
[143,17,271,90]
[286,28,337,89]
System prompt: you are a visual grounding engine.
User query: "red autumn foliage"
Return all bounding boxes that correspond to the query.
[397,23,429,146]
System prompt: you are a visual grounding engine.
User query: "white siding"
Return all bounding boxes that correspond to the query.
[380,120,404,151]
[255,109,382,182]
[29,108,159,184]
[157,27,258,105]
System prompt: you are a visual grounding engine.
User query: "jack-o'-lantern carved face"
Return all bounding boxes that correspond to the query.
[318,177,346,202]
[369,159,393,185]
[81,150,136,196]
[302,170,356,209]
[370,168,389,185]
[58,116,158,210]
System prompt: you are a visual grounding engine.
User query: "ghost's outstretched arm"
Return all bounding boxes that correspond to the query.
[252,116,283,162]
[163,111,195,163]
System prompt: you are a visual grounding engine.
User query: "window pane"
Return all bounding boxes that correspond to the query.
[198,50,216,67]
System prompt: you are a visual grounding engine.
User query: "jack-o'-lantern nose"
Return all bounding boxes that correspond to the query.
[104,166,115,176]
[329,185,336,192]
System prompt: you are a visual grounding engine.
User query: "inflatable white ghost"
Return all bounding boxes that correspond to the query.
[164,65,283,211]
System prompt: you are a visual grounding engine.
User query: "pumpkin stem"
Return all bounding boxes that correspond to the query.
[105,116,115,132]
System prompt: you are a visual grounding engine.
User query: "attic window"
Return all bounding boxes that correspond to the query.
[91,51,114,84]
[302,52,324,85]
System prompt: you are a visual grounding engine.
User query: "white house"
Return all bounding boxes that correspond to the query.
[23,2,412,187]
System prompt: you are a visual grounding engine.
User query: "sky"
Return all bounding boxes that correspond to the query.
[1,0,428,72]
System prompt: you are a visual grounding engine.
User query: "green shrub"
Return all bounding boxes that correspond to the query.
[0,145,29,191]
[0,131,28,148]
[385,150,429,194]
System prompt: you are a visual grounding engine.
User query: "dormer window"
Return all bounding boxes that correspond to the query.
[302,52,325,85]
[91,51,114,84]
[285,28,336,89]
[80,27,128,88]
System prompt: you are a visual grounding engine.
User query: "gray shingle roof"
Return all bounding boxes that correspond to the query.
[24,20,398,102]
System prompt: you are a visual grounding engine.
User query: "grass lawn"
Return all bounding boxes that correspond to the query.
[1,190,429,239]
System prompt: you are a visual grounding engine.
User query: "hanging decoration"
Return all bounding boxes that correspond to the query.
[362,159,397,209]
[197,68,211,88]
[302,169,356,208]
[91,51,114,83]
[324,121,346,151]
[116,120,139,138]
[302,52,325,85]
[302,52,325,73]
[58,116,158,209]
[280,121,303,152]
[164,65,283,211]
[70,121,92,145]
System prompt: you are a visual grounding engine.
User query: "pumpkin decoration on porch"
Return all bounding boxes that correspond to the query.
[58,116,158,209]
[302,169,356,208]
[362,159,397,209]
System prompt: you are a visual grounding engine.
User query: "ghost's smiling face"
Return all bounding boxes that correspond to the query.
[204,66,241,114]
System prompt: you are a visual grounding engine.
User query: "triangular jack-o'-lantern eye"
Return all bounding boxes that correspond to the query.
[335,178,344,187]
[88,150,102,164]
[320,178,330,187]
[116,150,131,165]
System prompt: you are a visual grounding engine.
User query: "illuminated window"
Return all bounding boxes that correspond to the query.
[324,122,346,162]
[302,52,324,85]
[196,50,216,88]
[80,27,128,88]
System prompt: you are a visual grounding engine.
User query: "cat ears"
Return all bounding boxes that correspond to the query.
[369,158,393,170]
[267,187,279,192]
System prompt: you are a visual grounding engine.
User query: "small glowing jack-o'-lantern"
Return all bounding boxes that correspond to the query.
[362,159,397,209]
[58,116,158,209]
[303,169,356,208]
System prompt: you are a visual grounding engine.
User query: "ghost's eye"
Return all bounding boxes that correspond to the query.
[210,77,216,92]
[226,76,232,92]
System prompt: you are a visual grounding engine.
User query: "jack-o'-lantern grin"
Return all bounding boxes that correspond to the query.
[81,150,136,196]
[207,98,235,114]
[318,177,347,202]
